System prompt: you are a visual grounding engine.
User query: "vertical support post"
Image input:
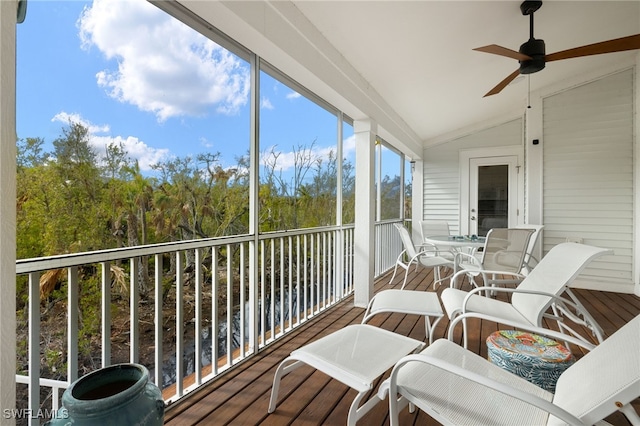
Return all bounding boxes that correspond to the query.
[411,160,424,240]
[248,53,260,352]
[634,53,640,297]
[525,87,544,264]
[353,119,377,307]
[335,114,344,299]
[0,1,17,421]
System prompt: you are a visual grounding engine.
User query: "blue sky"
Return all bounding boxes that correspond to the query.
[17,0,355,177]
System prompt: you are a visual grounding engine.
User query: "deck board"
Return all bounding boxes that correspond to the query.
[164,267,640,425]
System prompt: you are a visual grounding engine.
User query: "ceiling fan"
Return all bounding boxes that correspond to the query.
[475,0,640,97]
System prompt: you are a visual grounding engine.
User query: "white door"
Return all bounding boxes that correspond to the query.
[460,148,523,236]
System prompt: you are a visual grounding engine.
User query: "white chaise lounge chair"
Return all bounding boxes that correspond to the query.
[384,314,640,426]
[441,242,612,347]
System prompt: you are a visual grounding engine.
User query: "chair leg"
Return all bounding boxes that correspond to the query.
[462,317,469,349]
[388,262,400,285]
[268,358,304,413]
[400,267,412,290]
[619,403,640,425]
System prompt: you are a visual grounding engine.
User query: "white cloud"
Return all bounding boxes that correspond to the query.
[343,134,356,158]
[199,137,214,149]
[261,97,274,110]
[78,0,250,121]
[52,111,169,172]
[286,91,301,100]
[261,144,339,173]
[52,111,110,134]
[93,135,170,171]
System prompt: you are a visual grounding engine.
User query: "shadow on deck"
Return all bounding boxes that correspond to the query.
[164,267,640,425]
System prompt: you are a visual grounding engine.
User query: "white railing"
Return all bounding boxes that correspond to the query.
[374,219,406,277]
[15,225,354,424]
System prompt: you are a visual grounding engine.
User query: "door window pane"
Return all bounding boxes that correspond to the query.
[478,165,508,236]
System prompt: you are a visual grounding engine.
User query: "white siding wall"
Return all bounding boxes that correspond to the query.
[423,119,523,235]
[543,69,634,290]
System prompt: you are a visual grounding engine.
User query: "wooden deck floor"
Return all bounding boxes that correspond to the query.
[164,268,640,426]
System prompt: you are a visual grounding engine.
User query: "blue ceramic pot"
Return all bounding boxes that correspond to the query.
[45,363,164,425]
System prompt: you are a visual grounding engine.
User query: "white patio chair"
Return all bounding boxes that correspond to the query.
[384,314,640,426]
[418,220,456,286]
[389,223,454,290]
[418,220,450,241]
[441,242,612,348]
[451,228,534,292]
[514,223,544,274]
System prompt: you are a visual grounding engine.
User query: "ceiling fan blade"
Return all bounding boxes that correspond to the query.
[484,69,521,97]
[546,34,640,62]
[474,44,532,61]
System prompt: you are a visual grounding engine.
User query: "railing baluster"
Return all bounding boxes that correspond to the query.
[28,272,40,426]
[154,255,163,386]
[260,240,265,346]
[195,249,202,385]
[130,258,139,364]
[52,387,59,411]
[336,231,340,297]
[296,235,302,324]
[309,234,317,316]
[175,250,184,398]
[270,239,275,341]
[239,243,246,358]
[67,266,78,383]
[316,233,321,312]
[323,232,328,308]
[226,244,233,367]
[329,232,335,304]
[303,234,308,321]
[101,261,111,369]
[288,235,293,330]
[279,237,284,336]
[211,248,218,376]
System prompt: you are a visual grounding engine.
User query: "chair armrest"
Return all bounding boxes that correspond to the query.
[461,286,591,320]
[387,351,586,426]
[454,251,480,264]
[447,310,597,351]
[449,269,526,289]
[411,247,447,262]
[448,312,597,351]
[459,285,604,345]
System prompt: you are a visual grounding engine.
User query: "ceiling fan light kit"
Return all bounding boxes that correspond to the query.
[475,0,640,97]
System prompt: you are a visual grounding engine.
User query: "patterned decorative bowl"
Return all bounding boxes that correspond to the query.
[486,330,575,392]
